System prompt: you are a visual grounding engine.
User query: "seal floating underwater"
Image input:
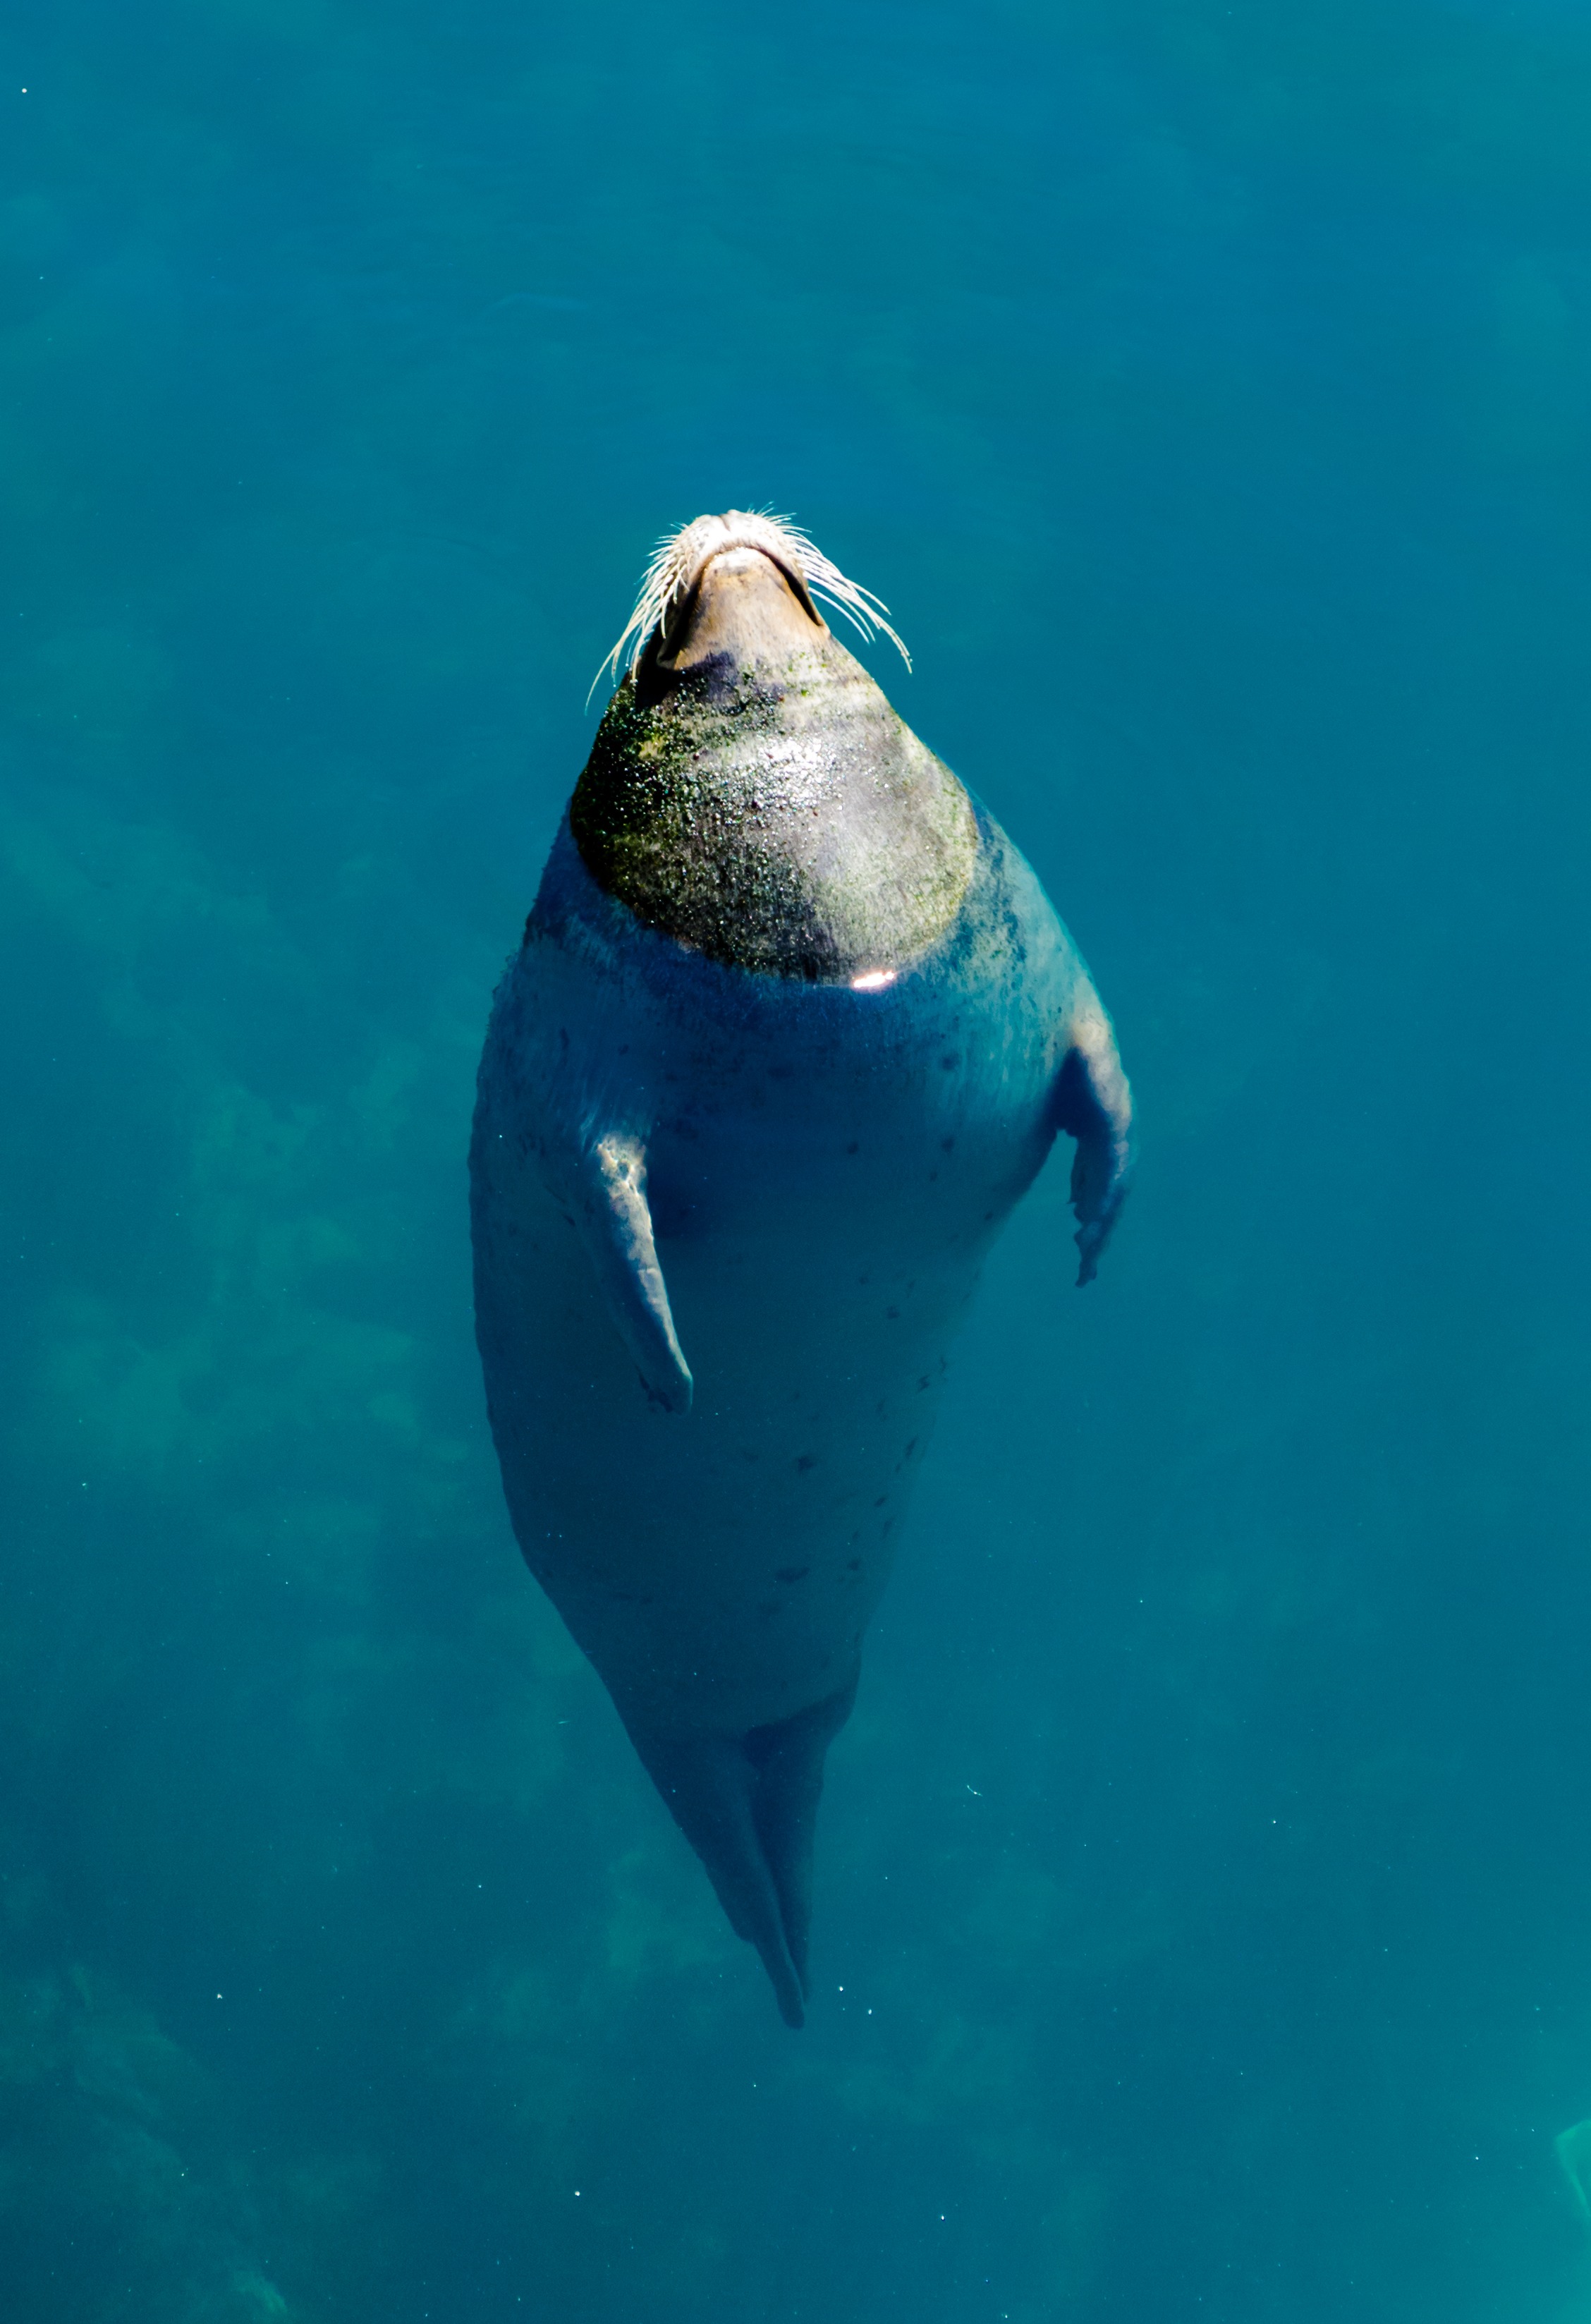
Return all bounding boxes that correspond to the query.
[470,511,1133,2025]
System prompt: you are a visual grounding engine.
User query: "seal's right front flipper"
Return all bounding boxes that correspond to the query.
[574,1133,693,1414]
[1053,1000,1134,1286]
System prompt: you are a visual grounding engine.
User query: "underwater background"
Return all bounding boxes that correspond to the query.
[2,0,1590,2316]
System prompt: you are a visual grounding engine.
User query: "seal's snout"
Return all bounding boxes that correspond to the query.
[646,539,825,697]
[596,507,910,702]
[668,516,823,619]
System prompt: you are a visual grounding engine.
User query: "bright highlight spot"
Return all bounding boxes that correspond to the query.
[850,968,896,992]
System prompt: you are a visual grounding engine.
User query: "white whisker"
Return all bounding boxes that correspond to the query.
[590,508,911,703]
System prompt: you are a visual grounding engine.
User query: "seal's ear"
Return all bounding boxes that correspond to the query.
[1052,1005,1134,1286]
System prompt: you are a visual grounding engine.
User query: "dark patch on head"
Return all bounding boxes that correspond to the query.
[640,643,742,708]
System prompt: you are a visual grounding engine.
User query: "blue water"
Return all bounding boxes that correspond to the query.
[4,1,1590,2316]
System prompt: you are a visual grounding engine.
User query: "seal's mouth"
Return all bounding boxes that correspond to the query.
[594,509,910,702]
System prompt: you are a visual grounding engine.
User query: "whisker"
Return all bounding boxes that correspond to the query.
[590,509,911,702]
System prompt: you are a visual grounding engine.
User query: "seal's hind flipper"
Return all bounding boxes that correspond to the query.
[744,1679,858,1992]
[633,1727,807,2027]
[630,1685,857,2028]
[575,1133,693,1413]
[1053,1002,1134,1286]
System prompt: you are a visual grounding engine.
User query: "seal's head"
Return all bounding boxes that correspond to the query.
[570,512,977,983]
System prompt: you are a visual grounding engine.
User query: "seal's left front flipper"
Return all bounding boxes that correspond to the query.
[575,1133,693,1413]
[1053,1002,1134,1285]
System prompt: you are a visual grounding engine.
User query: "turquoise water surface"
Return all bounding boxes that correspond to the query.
[4,2,1591,2318]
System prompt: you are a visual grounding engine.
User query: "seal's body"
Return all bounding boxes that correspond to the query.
[470,516,1132,2024]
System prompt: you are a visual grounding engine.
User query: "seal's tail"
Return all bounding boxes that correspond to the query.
[630,1680,858,2028]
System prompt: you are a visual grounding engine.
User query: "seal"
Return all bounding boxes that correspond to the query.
[470,511,1133,2025]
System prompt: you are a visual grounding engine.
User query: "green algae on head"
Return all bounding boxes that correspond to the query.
[570,513,977,982]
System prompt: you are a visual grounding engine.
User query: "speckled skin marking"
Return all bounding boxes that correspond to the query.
[570,633,978,981]
[469,531,1133,2026]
